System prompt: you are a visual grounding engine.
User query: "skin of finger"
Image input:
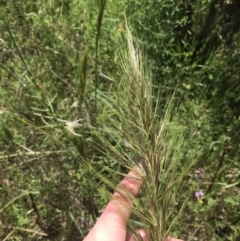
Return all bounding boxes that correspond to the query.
[83,169,143,241]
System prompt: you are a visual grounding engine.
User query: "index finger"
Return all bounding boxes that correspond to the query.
[86,167,143,241]
[103,167,143,224]
[111,167,143,214]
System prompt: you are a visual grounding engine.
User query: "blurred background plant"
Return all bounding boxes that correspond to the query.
[0,0,240,240]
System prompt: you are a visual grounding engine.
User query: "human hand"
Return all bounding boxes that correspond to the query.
[83,167,183,241]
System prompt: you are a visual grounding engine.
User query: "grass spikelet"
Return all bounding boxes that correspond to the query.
[94,22,193,240]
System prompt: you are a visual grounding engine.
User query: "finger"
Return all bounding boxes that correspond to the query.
[84,167,143,241]
[101,168,143,231]
[127,229,148,241]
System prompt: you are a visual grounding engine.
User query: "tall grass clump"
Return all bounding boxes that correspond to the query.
[93,24,194,240]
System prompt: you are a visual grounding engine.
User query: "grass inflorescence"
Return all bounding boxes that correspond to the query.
[92,23,195,240]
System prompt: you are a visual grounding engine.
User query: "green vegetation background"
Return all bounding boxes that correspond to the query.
[0,0,240,240]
